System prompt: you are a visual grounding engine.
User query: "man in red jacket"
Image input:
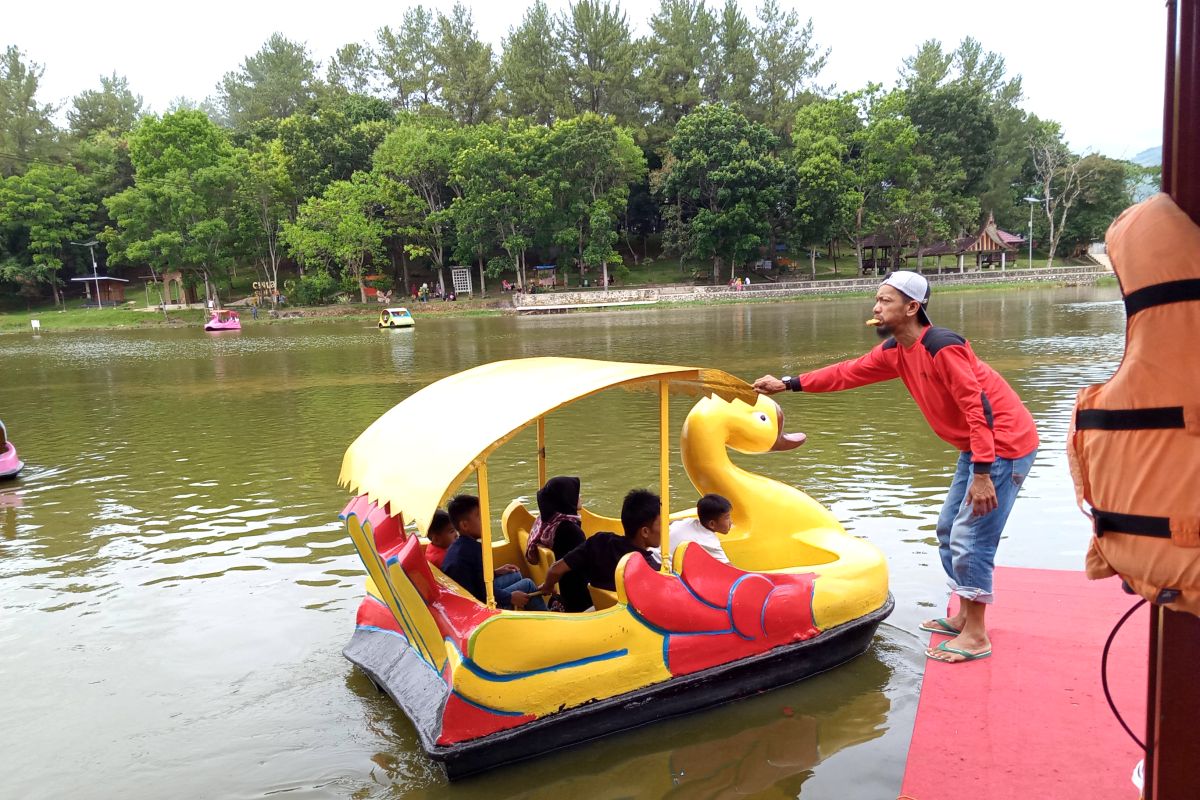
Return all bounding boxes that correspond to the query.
[754,271,1038,664]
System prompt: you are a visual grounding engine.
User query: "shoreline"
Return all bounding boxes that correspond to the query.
[0,273,1117,335]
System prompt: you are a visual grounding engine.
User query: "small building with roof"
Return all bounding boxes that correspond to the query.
[906,213,1020,273]
[855,234,904,275]
[71,275,129,305]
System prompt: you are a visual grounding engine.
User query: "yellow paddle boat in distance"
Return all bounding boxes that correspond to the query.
[338,357,891,779]
[378,307,415,329]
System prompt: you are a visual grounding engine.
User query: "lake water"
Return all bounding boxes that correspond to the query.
[0,285,1126,799]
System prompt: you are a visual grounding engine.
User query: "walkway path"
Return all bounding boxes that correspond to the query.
[900,567,1146,800]
[512,265,1107,313]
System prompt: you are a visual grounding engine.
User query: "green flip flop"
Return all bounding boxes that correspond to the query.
[926,640,991,662]
[918,617,962,636]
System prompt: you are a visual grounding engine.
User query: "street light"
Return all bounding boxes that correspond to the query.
[1022,197,1041,268]
[70,239,102,309]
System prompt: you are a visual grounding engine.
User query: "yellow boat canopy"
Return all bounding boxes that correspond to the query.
[339,357,755,533]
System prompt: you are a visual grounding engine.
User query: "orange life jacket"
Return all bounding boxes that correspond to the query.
[1069,193,1200,616]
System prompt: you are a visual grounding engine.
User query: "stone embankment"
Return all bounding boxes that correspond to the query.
[511,265,1108,313]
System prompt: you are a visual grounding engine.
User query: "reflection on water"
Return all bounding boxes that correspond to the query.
[0,286,1124,799]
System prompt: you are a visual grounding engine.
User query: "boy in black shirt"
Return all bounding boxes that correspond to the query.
[441,495,547,611]
[539,489,662,596]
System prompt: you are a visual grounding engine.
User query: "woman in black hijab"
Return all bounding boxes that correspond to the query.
[526,476,590,612]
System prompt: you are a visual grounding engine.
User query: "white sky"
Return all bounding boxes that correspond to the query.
[7,0,1166,160]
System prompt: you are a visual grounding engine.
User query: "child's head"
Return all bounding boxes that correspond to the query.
[697,493,733,535]
[447,495,482,539]
[427,509,457,548]
[621,489,662,549]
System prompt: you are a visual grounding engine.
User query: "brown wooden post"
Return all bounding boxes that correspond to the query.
[1145,3,1200,798]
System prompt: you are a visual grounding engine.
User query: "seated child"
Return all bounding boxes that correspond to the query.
[668,493,733,564]
[441,494,547,611]
[424,509,457,569]
[539,489,662,597]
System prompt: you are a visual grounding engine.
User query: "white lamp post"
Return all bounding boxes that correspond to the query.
[1022,197,1041,268]
[70,239,103,309]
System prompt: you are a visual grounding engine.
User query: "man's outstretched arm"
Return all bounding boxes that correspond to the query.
[755,345,897,395]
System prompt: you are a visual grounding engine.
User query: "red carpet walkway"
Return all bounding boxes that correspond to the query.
[900,567,1147,800]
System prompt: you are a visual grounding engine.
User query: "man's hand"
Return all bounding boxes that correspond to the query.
[495,563,519,576]
[753,375,787,395]
[968,473,998,516]
[510,590,530,610]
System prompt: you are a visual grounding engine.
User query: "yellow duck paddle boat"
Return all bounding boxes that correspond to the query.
[338,357,891,779]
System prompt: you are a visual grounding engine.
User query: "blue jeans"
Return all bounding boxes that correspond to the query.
[494,571,547,611]
[936,450,1036,604]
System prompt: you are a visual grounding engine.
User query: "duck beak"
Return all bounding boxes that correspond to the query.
[770,400,807,451]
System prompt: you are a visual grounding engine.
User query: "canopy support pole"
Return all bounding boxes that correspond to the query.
[478,462,496,609]
[659,380,670,572]
[536,416,546,488]
[1146,4,1200,798]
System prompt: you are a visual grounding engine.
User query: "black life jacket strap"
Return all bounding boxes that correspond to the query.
[1124,278,1200,317]
[1075,407,1185,430]
[1093,508,1172,539]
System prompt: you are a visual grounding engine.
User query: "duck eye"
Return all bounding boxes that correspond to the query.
[757,413,769,422]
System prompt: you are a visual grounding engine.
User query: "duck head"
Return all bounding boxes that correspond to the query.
[685,394,807,455]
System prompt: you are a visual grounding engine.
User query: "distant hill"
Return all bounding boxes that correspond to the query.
[1133,146,1162,167]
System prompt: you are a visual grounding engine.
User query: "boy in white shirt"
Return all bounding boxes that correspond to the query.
[669,494,733,565]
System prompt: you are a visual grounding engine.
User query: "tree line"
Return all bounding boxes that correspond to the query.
[0,0,1149,307]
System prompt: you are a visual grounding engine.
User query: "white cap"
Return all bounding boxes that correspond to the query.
[882,270,932,325]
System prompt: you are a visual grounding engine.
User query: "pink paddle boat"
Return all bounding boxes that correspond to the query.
[204,309,241,332]
[0,420,24,479]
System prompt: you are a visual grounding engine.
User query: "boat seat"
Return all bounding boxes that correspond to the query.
[580,506,621,537]
[589,585,618,610]
[503,498,556,584]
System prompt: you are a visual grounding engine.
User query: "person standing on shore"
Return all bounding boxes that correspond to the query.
[753,271,1039,663]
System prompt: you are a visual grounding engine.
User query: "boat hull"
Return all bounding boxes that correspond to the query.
[378,319,414,329]
[0,442,23,479]
[204,321,242,331]
[345,593,893,780]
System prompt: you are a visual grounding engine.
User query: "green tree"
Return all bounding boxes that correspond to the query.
[273,99,391,217]
[642,0,714,137]
[547,113,646,286]
[0,164,95,306]
[0,46,58,177]
[558,0,641,124]
[234,139,296,302]
[68,73,144,139]
[898,39,953,91]
[500,0,570,125]
[657,104,786,283]
[373,120,459,291]
[791,99,858,275]
[375,8,439,111]
[103,111,240,301]
[899,37,1030,229]
[433,3,498,125]
[326,43,377,96]
[451,123,553,289]
[1057,155,1134,253]
[806,89,922,270]
[218,34,322,128]
[751,0,827,136]
[707,0,756,109]
[904,81,997,197]
[282,171,387,303]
